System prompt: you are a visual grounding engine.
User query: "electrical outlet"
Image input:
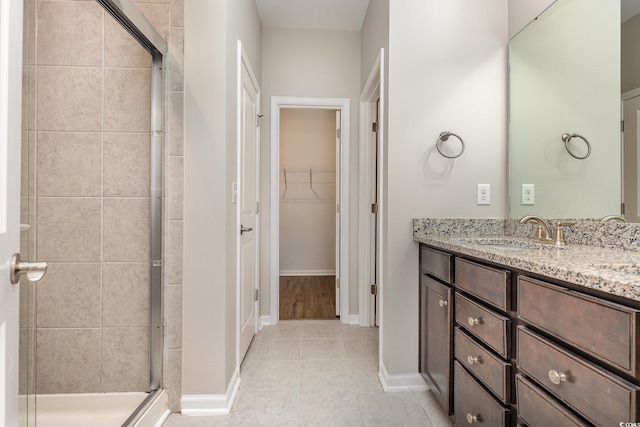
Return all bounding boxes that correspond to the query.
[522,184,535,205]
[477,184,490,205]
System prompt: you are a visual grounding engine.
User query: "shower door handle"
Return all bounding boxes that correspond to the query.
[240,225,253,235]
[9,253,48,284]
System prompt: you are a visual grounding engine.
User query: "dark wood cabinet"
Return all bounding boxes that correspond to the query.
[418,242,640,426]
[419,248,453,414]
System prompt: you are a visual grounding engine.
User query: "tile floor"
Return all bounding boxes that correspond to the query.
[163,320,453,426]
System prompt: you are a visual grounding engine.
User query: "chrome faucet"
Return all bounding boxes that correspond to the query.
[518,215,553,243]
[518,216,575,246]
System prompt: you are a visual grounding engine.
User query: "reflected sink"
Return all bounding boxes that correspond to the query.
[451,237,565,251]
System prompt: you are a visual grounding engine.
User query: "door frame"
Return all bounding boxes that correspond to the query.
[270,96,350,324]
[358,49,385,327]
[236,41,260,368]
[622,88,640,221]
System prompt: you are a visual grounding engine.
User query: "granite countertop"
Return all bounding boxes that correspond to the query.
[414,233,640,303]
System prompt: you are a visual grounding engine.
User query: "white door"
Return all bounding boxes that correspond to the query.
[335,111,341,317]
[623,95,640,222]
[239,51,260,362]
[1,0,24,424]
[370,100,380,326]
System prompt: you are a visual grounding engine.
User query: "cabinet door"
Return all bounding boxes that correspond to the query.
[420,274,453,414]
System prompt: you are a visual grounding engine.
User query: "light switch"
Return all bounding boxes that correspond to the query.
[521,184,534,205]
[477,184,490,205]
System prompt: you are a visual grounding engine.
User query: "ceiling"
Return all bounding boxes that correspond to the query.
[255,0,370,31]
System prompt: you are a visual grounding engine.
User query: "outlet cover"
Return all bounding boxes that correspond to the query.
[477,184,490,205]
[521,184,534,205]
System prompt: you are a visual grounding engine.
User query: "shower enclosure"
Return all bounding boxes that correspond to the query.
[19,0,166,425]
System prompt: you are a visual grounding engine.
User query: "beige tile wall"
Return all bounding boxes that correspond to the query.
[19,0,185,405]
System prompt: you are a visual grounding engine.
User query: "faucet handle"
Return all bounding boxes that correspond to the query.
[553,221,575,246]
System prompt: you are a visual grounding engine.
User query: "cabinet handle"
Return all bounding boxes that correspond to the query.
[467,355,479,365]
[548,370,568,385]
[467,317,479,326]
[438,299,448,307]
[466,413,479,424]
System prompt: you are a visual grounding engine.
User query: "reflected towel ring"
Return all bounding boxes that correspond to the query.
[436,131,465,159]
[561,133,591,159]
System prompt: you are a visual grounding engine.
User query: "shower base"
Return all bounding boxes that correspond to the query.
[33,390,169,427]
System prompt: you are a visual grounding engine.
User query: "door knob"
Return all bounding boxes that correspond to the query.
[9,253,48,284]
[240,225,253,235]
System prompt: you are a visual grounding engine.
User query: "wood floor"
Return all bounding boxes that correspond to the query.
[279,276,337,320]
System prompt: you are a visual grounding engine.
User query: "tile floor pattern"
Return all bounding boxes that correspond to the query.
[163,320,453,427]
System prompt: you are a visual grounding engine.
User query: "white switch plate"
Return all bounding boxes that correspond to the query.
[521,184,535,205]
[477,184,490,205]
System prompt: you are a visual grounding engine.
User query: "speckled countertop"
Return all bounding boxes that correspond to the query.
[413,218,640,303]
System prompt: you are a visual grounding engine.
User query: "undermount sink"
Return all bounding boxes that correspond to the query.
[451,237,565,251]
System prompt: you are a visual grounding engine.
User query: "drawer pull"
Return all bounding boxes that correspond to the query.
[467,355,480,365]
[467,317,480,326]
[548,370,568,385]
[439,299,448,307]
[466,413,480,424]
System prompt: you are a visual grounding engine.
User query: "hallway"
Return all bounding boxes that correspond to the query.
[163,320,452,426]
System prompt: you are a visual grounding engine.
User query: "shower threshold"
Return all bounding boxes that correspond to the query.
[34,391,163,427]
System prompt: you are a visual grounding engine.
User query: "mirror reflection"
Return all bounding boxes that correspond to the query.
[508,0,640,221]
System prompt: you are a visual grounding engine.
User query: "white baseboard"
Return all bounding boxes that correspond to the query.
[378,362,429,392]
[345,314,359,324]
[279,270,336,276]
[180,368,241,415]
[259,315,274,329]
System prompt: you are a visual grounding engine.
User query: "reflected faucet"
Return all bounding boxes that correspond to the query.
[518,215,553,243]
[600,215,626,223]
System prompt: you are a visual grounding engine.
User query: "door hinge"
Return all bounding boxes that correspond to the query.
[256,201,260,214]
[336,278,340,289]
[372,122,379,133]
[336,204,341,214]
[254,289,259,301]
[152,260,163,267]
[621,120,625,132]
[371,284,378,295]
[622,202,626,214]
[257,114,264,127]
[337,128,341,139]
[371,203,378,214]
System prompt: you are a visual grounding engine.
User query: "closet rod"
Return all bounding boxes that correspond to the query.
[279,168,335,173]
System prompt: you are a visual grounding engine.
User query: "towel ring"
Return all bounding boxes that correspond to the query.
[436,131,465,159]
[561,133,591,160]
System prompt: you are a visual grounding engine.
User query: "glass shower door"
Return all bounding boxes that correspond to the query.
[18,0,165,425]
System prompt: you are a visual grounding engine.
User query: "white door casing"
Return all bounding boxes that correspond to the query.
[358,49,384,327]
[0,0,24,424]
[237,42,260,364]
[270,97,350,324]
[335,111,341,316]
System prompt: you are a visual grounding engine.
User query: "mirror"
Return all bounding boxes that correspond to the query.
[508,0,638,220]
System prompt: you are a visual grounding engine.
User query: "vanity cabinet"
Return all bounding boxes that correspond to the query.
[419,246,454,414]
[418,243,640,426]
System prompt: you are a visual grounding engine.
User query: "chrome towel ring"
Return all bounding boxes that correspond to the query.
[561,133,591,159]
[436,131,465,159]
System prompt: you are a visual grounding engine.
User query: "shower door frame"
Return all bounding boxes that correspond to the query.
[95,0,166,423]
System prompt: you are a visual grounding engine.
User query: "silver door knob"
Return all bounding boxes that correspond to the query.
[240,225,253,235]
[468,317,479,326]
[438,299,447,307]
[466,413,479,423]
[9,253,48,284]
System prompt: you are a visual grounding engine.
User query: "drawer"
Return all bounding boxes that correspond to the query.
[420,246,452,283]
[517,327,640,426]
[518,276,640,377]
[454,361,510,426]
[455,258,510,311]
[456,293,510,358]
[516,374,587,427]
[455,327,510,403]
